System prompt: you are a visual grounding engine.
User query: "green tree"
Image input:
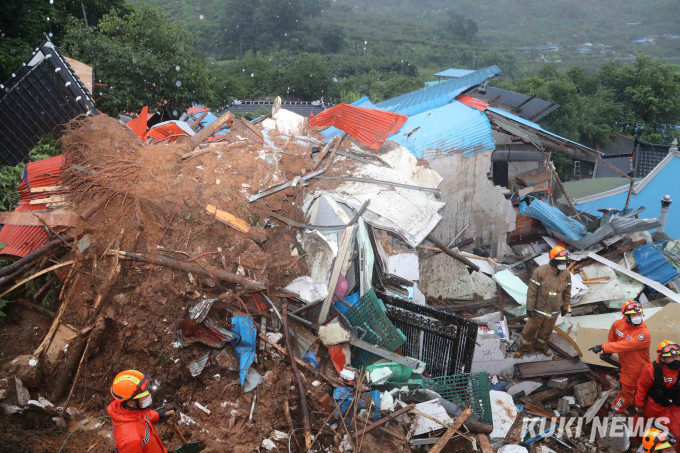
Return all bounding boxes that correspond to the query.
[284,53,333,100]
[477,49,528,79]
[600,54,680,142]
[62,4,215,117]
[447,12,478,44]
[0,0,128,81]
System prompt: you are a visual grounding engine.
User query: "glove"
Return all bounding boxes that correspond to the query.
[633,405,645,416]
[561,309,568,317]
[155,408,174,420]
[526,310,534,318]
[589,344,604,354]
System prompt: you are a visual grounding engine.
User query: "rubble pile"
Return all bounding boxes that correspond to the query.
[1,90,680,453]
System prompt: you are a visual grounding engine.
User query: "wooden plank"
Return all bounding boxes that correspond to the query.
[588,252,680,303]
[514,357,590,379]
[0,211,77,227]
[476,434,494,453]
[206,204,251,233]
[318,224,356,324]
[29,196,65,205]
[427,407,472,453]
[29,185,62,194]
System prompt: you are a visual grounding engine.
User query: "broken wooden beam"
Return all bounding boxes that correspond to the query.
[426,235,480,272]
[189,111,234,150]
[514,357,590,379]
[206,204,267,244]
[110,250,265,291]
[476,433,494,453]
[0,211,77,227]
[427,407,472,453]
[0,238,74,280]
[354,403,416,439]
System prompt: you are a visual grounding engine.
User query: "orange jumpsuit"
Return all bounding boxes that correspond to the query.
[107,400,168,453]
[635,359,680,443]
[602,318,651,412]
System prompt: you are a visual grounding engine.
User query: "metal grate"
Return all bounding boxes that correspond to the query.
[424,372,492,424]
[377,292,478,376]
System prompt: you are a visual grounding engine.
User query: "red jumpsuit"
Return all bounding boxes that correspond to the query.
[602,318,651,412]
[635,359,680,443]
[107,400,168,453]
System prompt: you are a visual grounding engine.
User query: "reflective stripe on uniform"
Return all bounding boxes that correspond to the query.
[530,279,541,286]
[548,291,557,296]
[566,282,572,286]
[535,309,552,317]
[536,337,547,345]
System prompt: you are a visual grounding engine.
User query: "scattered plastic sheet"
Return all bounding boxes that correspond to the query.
[230,315,257,386]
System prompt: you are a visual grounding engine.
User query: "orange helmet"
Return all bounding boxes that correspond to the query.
[111,370,151,401]
[549,246,569,261]
[657,341,680,358]
[622,300,643,315]
[642,428,676,452]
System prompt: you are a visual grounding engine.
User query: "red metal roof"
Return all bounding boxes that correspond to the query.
[187,105,210,115]
[308,104,408,150]
[1,155,64,258]
[127,106,149,139]
[455,94,489,111]
[0,205,49,258]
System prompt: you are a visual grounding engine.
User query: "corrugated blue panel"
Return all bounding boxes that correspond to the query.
[433,68,477,78]
[524,198,588,241]
[319,97,377,141]
[634,243,680,285]
[375,66,501,116]
[389,101,495,159]
[576,158,680,240]
[487,107,598,154]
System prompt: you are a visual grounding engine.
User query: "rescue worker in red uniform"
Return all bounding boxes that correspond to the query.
[588,300,651,413]
[515,246,572,358]
[636,341,680,444]
[642,428,677,453]
[107,370,173,453]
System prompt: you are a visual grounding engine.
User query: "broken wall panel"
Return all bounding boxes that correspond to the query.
[379,292,478,376]
[428,151,516,257]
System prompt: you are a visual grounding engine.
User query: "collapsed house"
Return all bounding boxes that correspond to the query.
[1,56,680,453]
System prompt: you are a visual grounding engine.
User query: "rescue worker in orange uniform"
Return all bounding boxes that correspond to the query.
[107,370,173,453]
[642,428,677,453]
[636,341,680,444]
[515,246,572,358]
[588,300,651,413]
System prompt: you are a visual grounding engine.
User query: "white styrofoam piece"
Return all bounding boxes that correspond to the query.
[489,390,518,439]
[387,253,419,281]
[284,276,328,303]
[412,399,454,436]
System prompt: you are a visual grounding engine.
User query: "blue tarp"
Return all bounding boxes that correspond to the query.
[333,387,381,425]
[230,315,257,386]
[522,198,588,241]
[633,243,680,285]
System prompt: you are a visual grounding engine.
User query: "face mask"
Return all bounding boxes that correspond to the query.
[663,360,680,370]
[139,395,153,409]
[630,315,643,325]
[557,264,567,270]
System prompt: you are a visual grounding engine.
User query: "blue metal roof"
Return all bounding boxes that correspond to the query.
[522,198,588,241]
[433,68,477,78]
[375,66,502,116]
[633,243,680,285]
[487,107,598,153]
[389,101,495,159]
[575,157,680,239]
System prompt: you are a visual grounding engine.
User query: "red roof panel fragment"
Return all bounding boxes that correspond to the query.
[455,94,489,111]
[308,104,408,150]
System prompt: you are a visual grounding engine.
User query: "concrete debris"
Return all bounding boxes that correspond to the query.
[573,381,598,407]
[489,390,517,439]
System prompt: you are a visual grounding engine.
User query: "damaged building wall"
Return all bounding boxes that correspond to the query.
[429,151,516,257]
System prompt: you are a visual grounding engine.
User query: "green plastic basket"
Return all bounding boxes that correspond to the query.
[388,372,493,425]
[344,289,406,367]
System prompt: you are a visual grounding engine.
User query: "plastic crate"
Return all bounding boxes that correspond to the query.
[388,372,493,425]
[344,289,406,367]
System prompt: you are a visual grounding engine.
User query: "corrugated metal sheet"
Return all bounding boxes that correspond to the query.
[522,198,588,241]
[433,68,476,78]
[388,101,495,159]
[455,94,489,111]
[487,107,597,155]
[127,106,148,139]
[0,204,49,257]
[375,66,501,116]
[318,97,376,141]
[464,86,560,122]
[309,104,407,150]
[594,155,633,178]
[1,155,64,257]
[146,120,195,143]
